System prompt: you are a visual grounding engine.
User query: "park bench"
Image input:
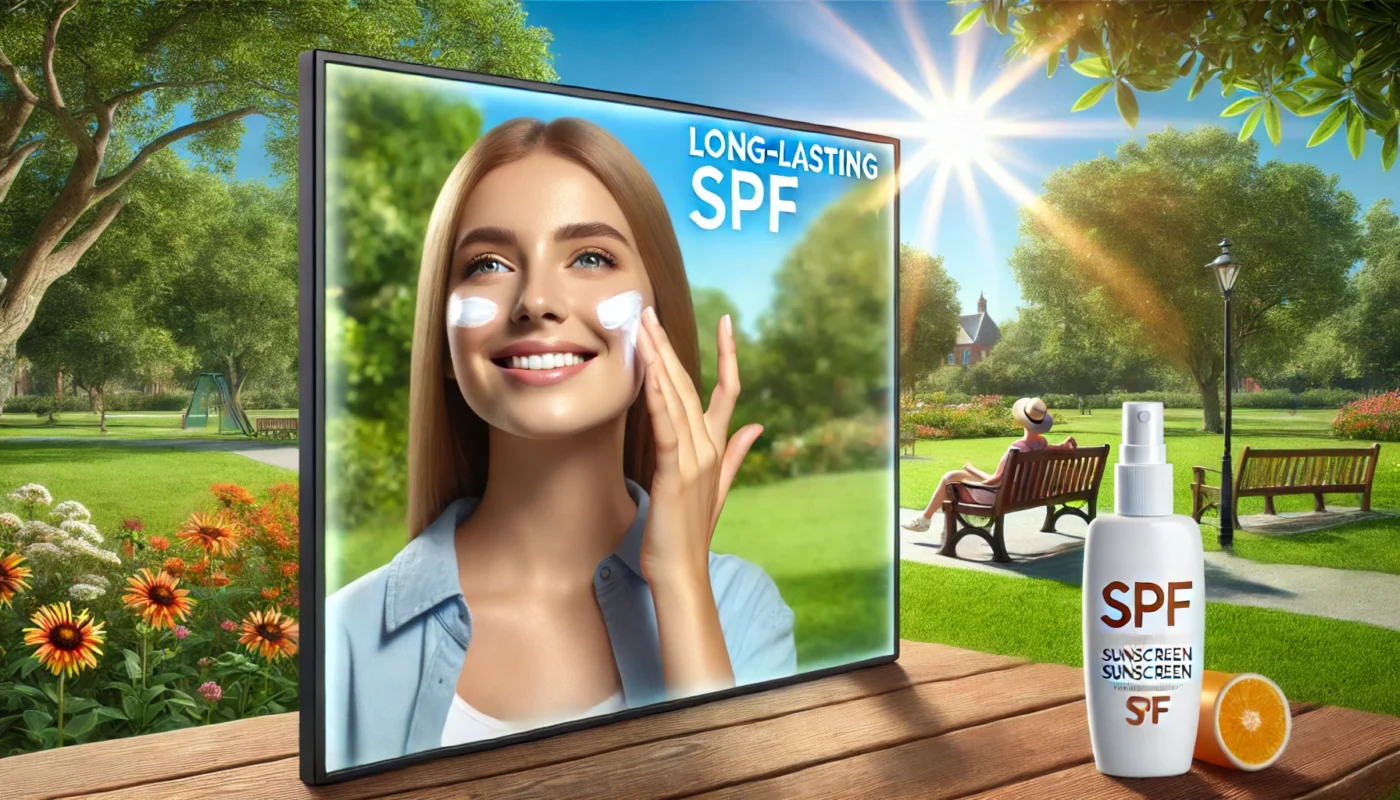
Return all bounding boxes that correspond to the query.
[1192,443,1382,530]
[941,444,1110,563]
[253,417,299,439]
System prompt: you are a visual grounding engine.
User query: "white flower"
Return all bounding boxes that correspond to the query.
[74,573,110,590]
[0,512,21,534]
[50,501,92,523]
[8,483,53,506]
[22,542,62,559]
[16,520,63,545]
[58,536,122,566]
[69,583,105,601]
[60,520,103,544]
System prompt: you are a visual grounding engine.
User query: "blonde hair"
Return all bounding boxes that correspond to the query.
[406,117,699,537]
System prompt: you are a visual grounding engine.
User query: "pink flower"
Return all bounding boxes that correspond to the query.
[220,619,238,632]
[198,681,222,703]
[173,625,189,640]
[197,657,215,671]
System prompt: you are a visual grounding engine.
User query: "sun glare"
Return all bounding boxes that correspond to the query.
[924,102,993,168]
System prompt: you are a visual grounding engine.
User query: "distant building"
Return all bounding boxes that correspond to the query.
[948,293,1001,366]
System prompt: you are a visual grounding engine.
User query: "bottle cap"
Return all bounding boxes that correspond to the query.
[1115,402,1173,516]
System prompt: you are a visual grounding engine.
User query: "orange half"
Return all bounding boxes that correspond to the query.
[1195,671,1291,771]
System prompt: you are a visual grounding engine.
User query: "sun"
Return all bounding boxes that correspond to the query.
[924,102,994,168]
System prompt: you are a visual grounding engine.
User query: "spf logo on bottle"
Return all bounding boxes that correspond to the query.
[1100,581,1193,628]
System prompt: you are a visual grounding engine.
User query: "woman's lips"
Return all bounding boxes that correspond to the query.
[494,354,592,386]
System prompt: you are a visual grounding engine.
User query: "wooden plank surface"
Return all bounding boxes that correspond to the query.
[64,642,1020,800]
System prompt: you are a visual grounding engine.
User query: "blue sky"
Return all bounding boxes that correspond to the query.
[205,0,1396,327]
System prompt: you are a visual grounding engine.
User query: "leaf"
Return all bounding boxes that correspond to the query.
[1307,103,1348,146]
[1189,68,1209,101]
[952,6,982,35]
[1383,124,1398,171]
[1327,0,1350,31]
[93,706,128,721]
[1047,50,1058,78]
[1322,25,1357,63]
[19,658,39,679]
[1066,40,1079,64]
[1178,52,1198,77]
[121,693,141,723]
[1346,106,1365,158]
[64,711,98,739]
[1352,87,1393,121]
[1221,97,1262,117]
[1240,104,1265,141]
[1297,93,1342,116]
[123,648,141,682]
[22,709,51,734]
[1264,101,1283,145]
[1071,56,1113,79]
[1116,81,1140,128]
[993,4,1009,34]
[1071,81,1114,112]
[1276,90,1308,114]
[1295,75,1345,94]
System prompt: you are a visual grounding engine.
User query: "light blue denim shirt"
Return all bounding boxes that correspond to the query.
[324,478,796,773]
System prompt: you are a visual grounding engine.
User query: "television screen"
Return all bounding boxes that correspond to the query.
[298,50,899,784]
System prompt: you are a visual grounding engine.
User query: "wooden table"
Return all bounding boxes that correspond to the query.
[6,641,1399,799]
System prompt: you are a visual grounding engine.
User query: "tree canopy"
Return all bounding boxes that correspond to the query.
[1009,125,1360,430]
[1343,200,1400,389]
[897,244,960,396]
[955,0,1400,170]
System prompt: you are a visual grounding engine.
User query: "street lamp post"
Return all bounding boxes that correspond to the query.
[1206,237,1243,549]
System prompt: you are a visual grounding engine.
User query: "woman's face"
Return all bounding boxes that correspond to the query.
[445,152,655,440]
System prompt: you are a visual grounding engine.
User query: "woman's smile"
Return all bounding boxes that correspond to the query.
[490,338,600,387]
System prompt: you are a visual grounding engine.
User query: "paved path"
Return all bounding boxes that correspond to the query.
[899,506,1400,632]
[4,436,299,472]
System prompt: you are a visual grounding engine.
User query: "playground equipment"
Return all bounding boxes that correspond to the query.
[182,373,254,436]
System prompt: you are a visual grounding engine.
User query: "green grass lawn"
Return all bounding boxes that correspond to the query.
[901,407,1400,574]
[0,440,297,535]
[332,470,896,674]
[901,560,1400,719]
[0,409,298,440]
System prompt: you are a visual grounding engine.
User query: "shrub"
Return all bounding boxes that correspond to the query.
[1332,391,1400,442]
[902,395,1021,439]
[104,391,192,412]
[240,385,299,411]
[1230,389,1295,409]
[765,413,890,480]
[1297,388,1364,409]
[2,395,90,414]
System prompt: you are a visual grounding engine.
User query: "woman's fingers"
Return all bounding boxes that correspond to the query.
[642,307,710,472]
[705,314,740,452]
[638,315,697,478]
[638,325,681,464]
[707,423,764,537]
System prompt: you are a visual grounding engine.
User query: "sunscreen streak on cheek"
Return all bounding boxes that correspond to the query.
[596,291,643,372]
[447,294,498,328]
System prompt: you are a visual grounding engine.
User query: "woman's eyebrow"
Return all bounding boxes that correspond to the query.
[554,221,630,247]
[456,226,517,250]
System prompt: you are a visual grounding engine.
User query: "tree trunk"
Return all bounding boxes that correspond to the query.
[1199,376,1223,433]
[56,368,63,396]
[96,388,106,434]
[0,339,14,417]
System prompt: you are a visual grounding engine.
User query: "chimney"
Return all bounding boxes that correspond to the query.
[977,292,986,315]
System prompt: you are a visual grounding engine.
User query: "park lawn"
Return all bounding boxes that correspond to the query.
[0,409,298,440]
[333,470,895,674]
[0,440,296,537]
[901,560,1400,719]
[901,407,1400,575]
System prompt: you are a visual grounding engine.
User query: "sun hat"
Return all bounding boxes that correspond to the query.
[1012,397,1053,434]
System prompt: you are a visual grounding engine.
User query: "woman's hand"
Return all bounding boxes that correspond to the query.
[633,306,763,696]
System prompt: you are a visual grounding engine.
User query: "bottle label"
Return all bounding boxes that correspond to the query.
[1090,579,1201,694]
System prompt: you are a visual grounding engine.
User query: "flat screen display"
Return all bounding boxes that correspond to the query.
[298,50,899,784]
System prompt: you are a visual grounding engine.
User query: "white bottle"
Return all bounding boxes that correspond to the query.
[1082,402,1205,777]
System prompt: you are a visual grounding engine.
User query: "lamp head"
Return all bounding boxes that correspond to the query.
[1206,236,1241,294]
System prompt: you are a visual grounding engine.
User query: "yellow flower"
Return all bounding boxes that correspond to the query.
[0,550,32,608]
[23,602,106,677]
[176,512,240,558]
[239,608,299,662]
[122,569,196,630]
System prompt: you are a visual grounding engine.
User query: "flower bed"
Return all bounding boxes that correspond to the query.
[1332,390,1400,442]
[0,481,299,755]
[901,395,1022,439]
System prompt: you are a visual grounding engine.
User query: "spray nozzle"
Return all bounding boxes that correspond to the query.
[1120,402,1165,465]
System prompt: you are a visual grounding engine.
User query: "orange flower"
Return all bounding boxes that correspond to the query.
[225,560,244,575]
[0,551,33,608]
[239,608,299,662]
[162,557,186,578]
[187,558,208,577]
[176,512,240,558]
[23,602,105,677]
[280,562,298,579]
[261,586,280,600]
[211,483,255,508]
[148,536,170,551]
[122,569,196,630]
[211,572,230,588]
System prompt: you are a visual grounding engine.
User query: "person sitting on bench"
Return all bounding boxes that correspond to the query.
[901,397,1077,532]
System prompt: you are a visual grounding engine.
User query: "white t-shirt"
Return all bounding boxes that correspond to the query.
[441,691,627,747]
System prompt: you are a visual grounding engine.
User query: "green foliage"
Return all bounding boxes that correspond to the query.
[957,0,1400,170]
[1341,201,1400,389]
[897,244,960,394]
[1010,126,1360,431]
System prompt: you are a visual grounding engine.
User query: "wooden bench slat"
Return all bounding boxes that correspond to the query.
[68,642,1023,800]
[964,704,1400,800]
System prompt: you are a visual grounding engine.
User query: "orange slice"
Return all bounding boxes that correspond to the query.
[1195,671,1291,771]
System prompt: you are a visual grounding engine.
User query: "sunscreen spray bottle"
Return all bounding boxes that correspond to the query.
[1083,402,1205,777]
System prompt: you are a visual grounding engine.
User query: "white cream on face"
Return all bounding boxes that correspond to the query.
[447,294,498,328]
[597,290,643,370]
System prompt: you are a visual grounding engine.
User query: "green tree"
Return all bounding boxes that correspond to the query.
[752,187,894,434]
[898,244,960,399]
[1343,200,1400,389]
[0,0,556,399]
[1010,126,1359,431]
[956,1,1400,170]
[164,182,298,404]
[326,72,483,527]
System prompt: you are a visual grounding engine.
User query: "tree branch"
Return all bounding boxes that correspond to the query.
[0,45,39,105]
[0,138,44,204]
[43,0,79,110]
[105,79,221,110]
[45,194,129,279]
[93,105,257,201]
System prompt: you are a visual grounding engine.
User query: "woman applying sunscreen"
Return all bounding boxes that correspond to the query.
[324,117,796,772]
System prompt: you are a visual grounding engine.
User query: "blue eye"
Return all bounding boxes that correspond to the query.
[467,257,512,277]
[572,250,615,270]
